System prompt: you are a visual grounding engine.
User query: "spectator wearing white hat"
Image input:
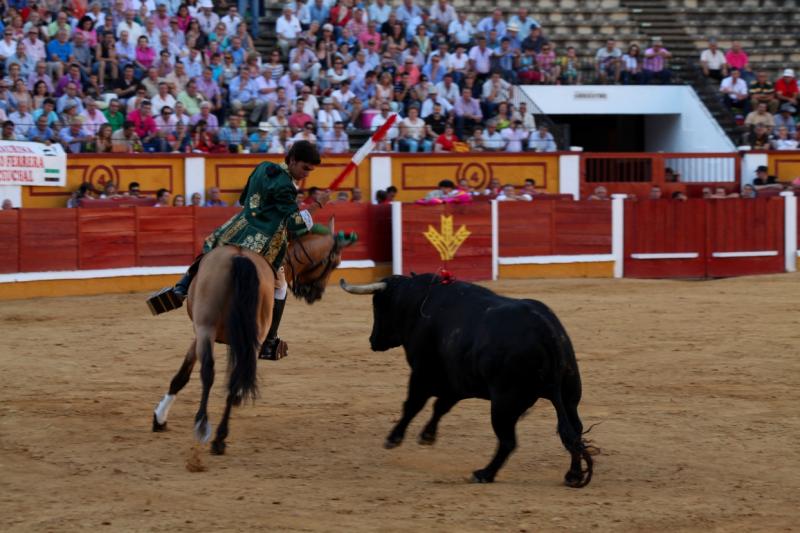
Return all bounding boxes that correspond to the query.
[249,122,273,153]
[775,68,798,108]
[196,0,220,35]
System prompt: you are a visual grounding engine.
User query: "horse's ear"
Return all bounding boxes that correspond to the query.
[328,216,335,235]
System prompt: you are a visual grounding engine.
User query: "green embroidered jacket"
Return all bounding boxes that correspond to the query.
[202,162,310,269]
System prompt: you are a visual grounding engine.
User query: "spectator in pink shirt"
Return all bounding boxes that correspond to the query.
[134,36,156,77]
[643,39,672,85]
[75,16,98,47]
[151,3,172,32]
[358,20,382,49]
[127,99,157,147]
[725,41,752,82]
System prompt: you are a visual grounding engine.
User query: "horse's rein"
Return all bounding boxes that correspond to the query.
[287,237,340,293]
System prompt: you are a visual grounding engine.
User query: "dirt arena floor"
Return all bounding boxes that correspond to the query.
[1,274,799,532]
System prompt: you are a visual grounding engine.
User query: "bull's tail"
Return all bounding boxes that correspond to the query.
[551,317,597,488]
[226,255,260,405]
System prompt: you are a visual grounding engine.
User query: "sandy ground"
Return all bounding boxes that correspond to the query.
[1,275,799,532]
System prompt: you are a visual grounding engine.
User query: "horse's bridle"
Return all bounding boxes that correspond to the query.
[287,236,341,299]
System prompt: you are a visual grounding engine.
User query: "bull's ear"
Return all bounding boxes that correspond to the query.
[328,215,335,235]
[410,271,417,277]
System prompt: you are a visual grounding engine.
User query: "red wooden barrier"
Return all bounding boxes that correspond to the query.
[314,203,392,262]
[0,204,392,275]
[625,198,785,278]
[19,209,78,272]
[402,203,492,281]
[499,201,611,257]
[624,200,707,278]
[137,207,196,267]
[706,198,784,277]
[0,210,19,273]
[78,208,136,269]
[193,206,238,255]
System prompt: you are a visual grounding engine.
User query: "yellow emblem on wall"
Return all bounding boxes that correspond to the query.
[423,215,471,261]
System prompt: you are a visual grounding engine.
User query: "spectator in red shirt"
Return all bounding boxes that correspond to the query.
[434,124,458,152]
[127,99,157,150]
[775,68,798,107]
[288,98,313,133]
[329,1,352,33]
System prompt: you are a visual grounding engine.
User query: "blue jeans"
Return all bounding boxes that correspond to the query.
[238,0,261,38]
[398,138,432,152]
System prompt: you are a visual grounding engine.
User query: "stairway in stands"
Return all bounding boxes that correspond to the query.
[621,0,741,143]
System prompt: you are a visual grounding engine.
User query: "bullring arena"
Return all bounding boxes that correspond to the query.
[2,274,799,531]
[4,0,800,528]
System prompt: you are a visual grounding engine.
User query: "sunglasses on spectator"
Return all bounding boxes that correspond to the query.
[163,111,172,115]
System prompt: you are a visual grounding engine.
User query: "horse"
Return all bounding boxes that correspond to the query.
[151,222,351,455]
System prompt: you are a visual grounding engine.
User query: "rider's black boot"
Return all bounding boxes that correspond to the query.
[259,298,288,360]
[173,255,203,300]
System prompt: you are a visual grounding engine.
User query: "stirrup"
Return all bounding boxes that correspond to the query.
[146,287,184,315]
[259,338,288,360]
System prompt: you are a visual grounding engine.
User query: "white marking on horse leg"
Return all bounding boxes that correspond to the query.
[194,419,213,443]
[154,394,176,425]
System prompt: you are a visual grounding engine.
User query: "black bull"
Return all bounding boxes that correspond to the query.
[341,274,595,487]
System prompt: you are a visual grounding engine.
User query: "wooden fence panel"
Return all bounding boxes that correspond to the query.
[0,210,19,273]
[19,209,78,272]
[78,208,136,269]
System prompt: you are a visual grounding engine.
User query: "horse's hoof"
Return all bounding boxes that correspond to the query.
[564,470,589,488]
[194,420,213,444]
[470,469,495,484]
[152,413,167,432]
[417,432,436,446]
[383,437,402,449]
[210,441,226,455]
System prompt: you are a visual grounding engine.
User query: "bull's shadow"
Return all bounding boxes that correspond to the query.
[341,274,596,487]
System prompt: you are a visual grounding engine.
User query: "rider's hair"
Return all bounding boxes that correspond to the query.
[285,140,321,166]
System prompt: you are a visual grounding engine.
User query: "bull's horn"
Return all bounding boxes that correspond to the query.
[339,279,387,294]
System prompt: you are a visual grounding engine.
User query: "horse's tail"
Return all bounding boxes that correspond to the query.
[226,255,260,405]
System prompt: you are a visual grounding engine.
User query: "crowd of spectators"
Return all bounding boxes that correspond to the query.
[0,0,792,158]
[699,39,799,148]
[0,0,684,157]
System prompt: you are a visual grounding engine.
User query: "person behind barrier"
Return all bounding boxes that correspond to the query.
[170,141,331,360]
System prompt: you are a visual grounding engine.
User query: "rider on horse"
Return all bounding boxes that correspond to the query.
[171,140,330,359]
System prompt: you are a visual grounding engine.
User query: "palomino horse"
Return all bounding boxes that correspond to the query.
[152,225,350,455]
